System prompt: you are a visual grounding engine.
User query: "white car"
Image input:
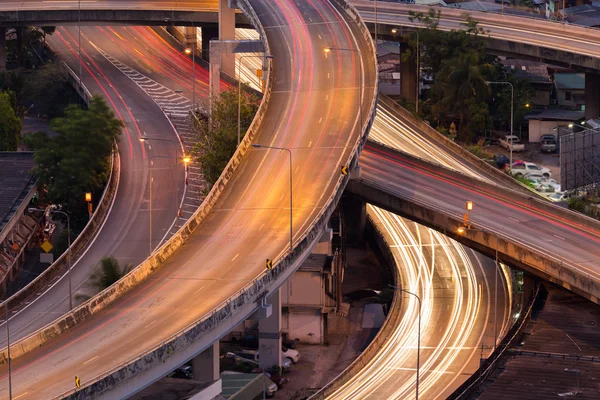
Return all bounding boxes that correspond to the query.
[548,192,567,202]
[512,162,552,178]
[282,347,300,363]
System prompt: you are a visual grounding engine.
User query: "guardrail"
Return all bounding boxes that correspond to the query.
[0,46,120,320]
[309,215,401,399]
[448,283,541,399]
[376,94,546,199]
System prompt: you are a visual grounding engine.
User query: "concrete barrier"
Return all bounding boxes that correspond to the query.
[348,165,600,304]
[309,216,401,399]
[376,94,544,198]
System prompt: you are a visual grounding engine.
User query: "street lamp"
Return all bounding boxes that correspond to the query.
[237,55,275,147]
[374,0,378,44]
[457,215,501,352]
[227,352,266,400]
[251,144,293,252]
[148,155,190,255]
[140,135,186,217]
[486,81,514,172]
[184,43,196,110]
[29,208,72,311]
[324,47,363,134]
[389,285,421,400]
[391,28,402,98]
[414,30,420,114]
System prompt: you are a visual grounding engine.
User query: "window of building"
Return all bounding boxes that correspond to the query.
[565,91,572,101]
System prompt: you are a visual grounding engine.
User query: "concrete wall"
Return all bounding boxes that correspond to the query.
[281,270,323,307]
[347,150,600,305]
[528,119,570,143]
[286,311,323,344]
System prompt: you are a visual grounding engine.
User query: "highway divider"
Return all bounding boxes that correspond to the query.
[309,215,402,399]
[377,94,545,199]
[0,45,120,320]
[41,0,379,397]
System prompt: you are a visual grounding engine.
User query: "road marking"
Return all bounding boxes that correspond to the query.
[325,94,328,100]
[318,117,322,124]
[14,393,28,400]
[148,145,152,151]
[318,34,322,39]
[231,254,239,262]
[308,141,312,148]
[145,320,156,329]
[258,223,265,231]
[508,216,520,223]
[83,355,99,366]
[327,73,330,79]
[554,234,566,241]
[194,286,205,295]
[150,160,153,166]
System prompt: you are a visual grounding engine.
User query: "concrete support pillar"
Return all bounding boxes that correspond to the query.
[219,0,236,77]
[202,25,218,62]
[192,342,220,382]
[259,290,282,370]
[400,51,417,103]
[342,194,366,246]
[585,72,600,120]
[209,41,222,109]
[0,27,6,72]
[184,26,197,48]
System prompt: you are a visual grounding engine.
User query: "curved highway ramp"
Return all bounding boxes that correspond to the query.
[0,0,377,399]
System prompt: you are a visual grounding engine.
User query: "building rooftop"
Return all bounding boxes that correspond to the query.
[0,152,36,232]
[526,109,585,121]
[300,253,330,272]
[554,73,586,90]
[501,59,551,84]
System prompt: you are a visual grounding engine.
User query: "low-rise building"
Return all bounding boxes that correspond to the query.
[553,72,585,110]
[526,109,585,142]
[501,59,552,107]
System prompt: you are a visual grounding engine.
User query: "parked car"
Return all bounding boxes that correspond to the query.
[265,372,290,389]
[500,135,525,152]
[169,365,192,380]
[282,347,300,363]
[548,192,568,202]
[540,134,557,153]
[512,162,552,178]
[230,350,294,372]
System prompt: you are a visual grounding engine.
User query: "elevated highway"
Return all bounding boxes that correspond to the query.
[351,141,600,303]
[0,0,378,399]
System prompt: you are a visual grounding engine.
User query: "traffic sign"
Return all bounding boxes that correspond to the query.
[341,166,348,175]
[75,376,81,389]
[40,240,53,253]
[266,259,272,270]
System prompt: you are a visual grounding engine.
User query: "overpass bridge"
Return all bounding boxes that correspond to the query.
[351,141,600,304]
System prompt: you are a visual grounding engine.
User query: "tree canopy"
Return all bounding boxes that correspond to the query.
[24,96,123,227]
[24,62,79,118]
[403,10,533,142]
[191,86,260,189]
[0,91,22,151]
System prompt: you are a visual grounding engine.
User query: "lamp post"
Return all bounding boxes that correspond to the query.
[78,0,82,91]
[457,208,501,352]
[374,0,378,44]
[251,144,293,252]
[238,55,275,147]
[29,208,72,310]
[415,30,420,114]
[392,28,402,98]
[140,136,186,216]
[390,285,421,400]
[184,43,196,110]
[148,155,190,255]
[227,353,266,400]
[486,81,514,172]
[324,47,363,134]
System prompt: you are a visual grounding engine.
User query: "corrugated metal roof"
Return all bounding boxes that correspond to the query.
[554,73,586,90]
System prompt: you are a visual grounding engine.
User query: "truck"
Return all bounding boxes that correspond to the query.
[499,135,525,152]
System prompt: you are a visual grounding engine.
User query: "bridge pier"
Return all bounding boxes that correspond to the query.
[400,49,417,103]
[342,193,366,246]
[585,72,600,120]
[259,290,282,369]
[0,27,6,72]
[219,0,236,78]
[192,342,220,382]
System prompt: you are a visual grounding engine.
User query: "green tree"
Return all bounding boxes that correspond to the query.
[0,91,22,151]
[24,96,123,228]
[24,62,77,117]
[76,256,133,301]
[191,86,260,189]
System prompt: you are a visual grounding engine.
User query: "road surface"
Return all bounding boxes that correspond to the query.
[0,0,376,398]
